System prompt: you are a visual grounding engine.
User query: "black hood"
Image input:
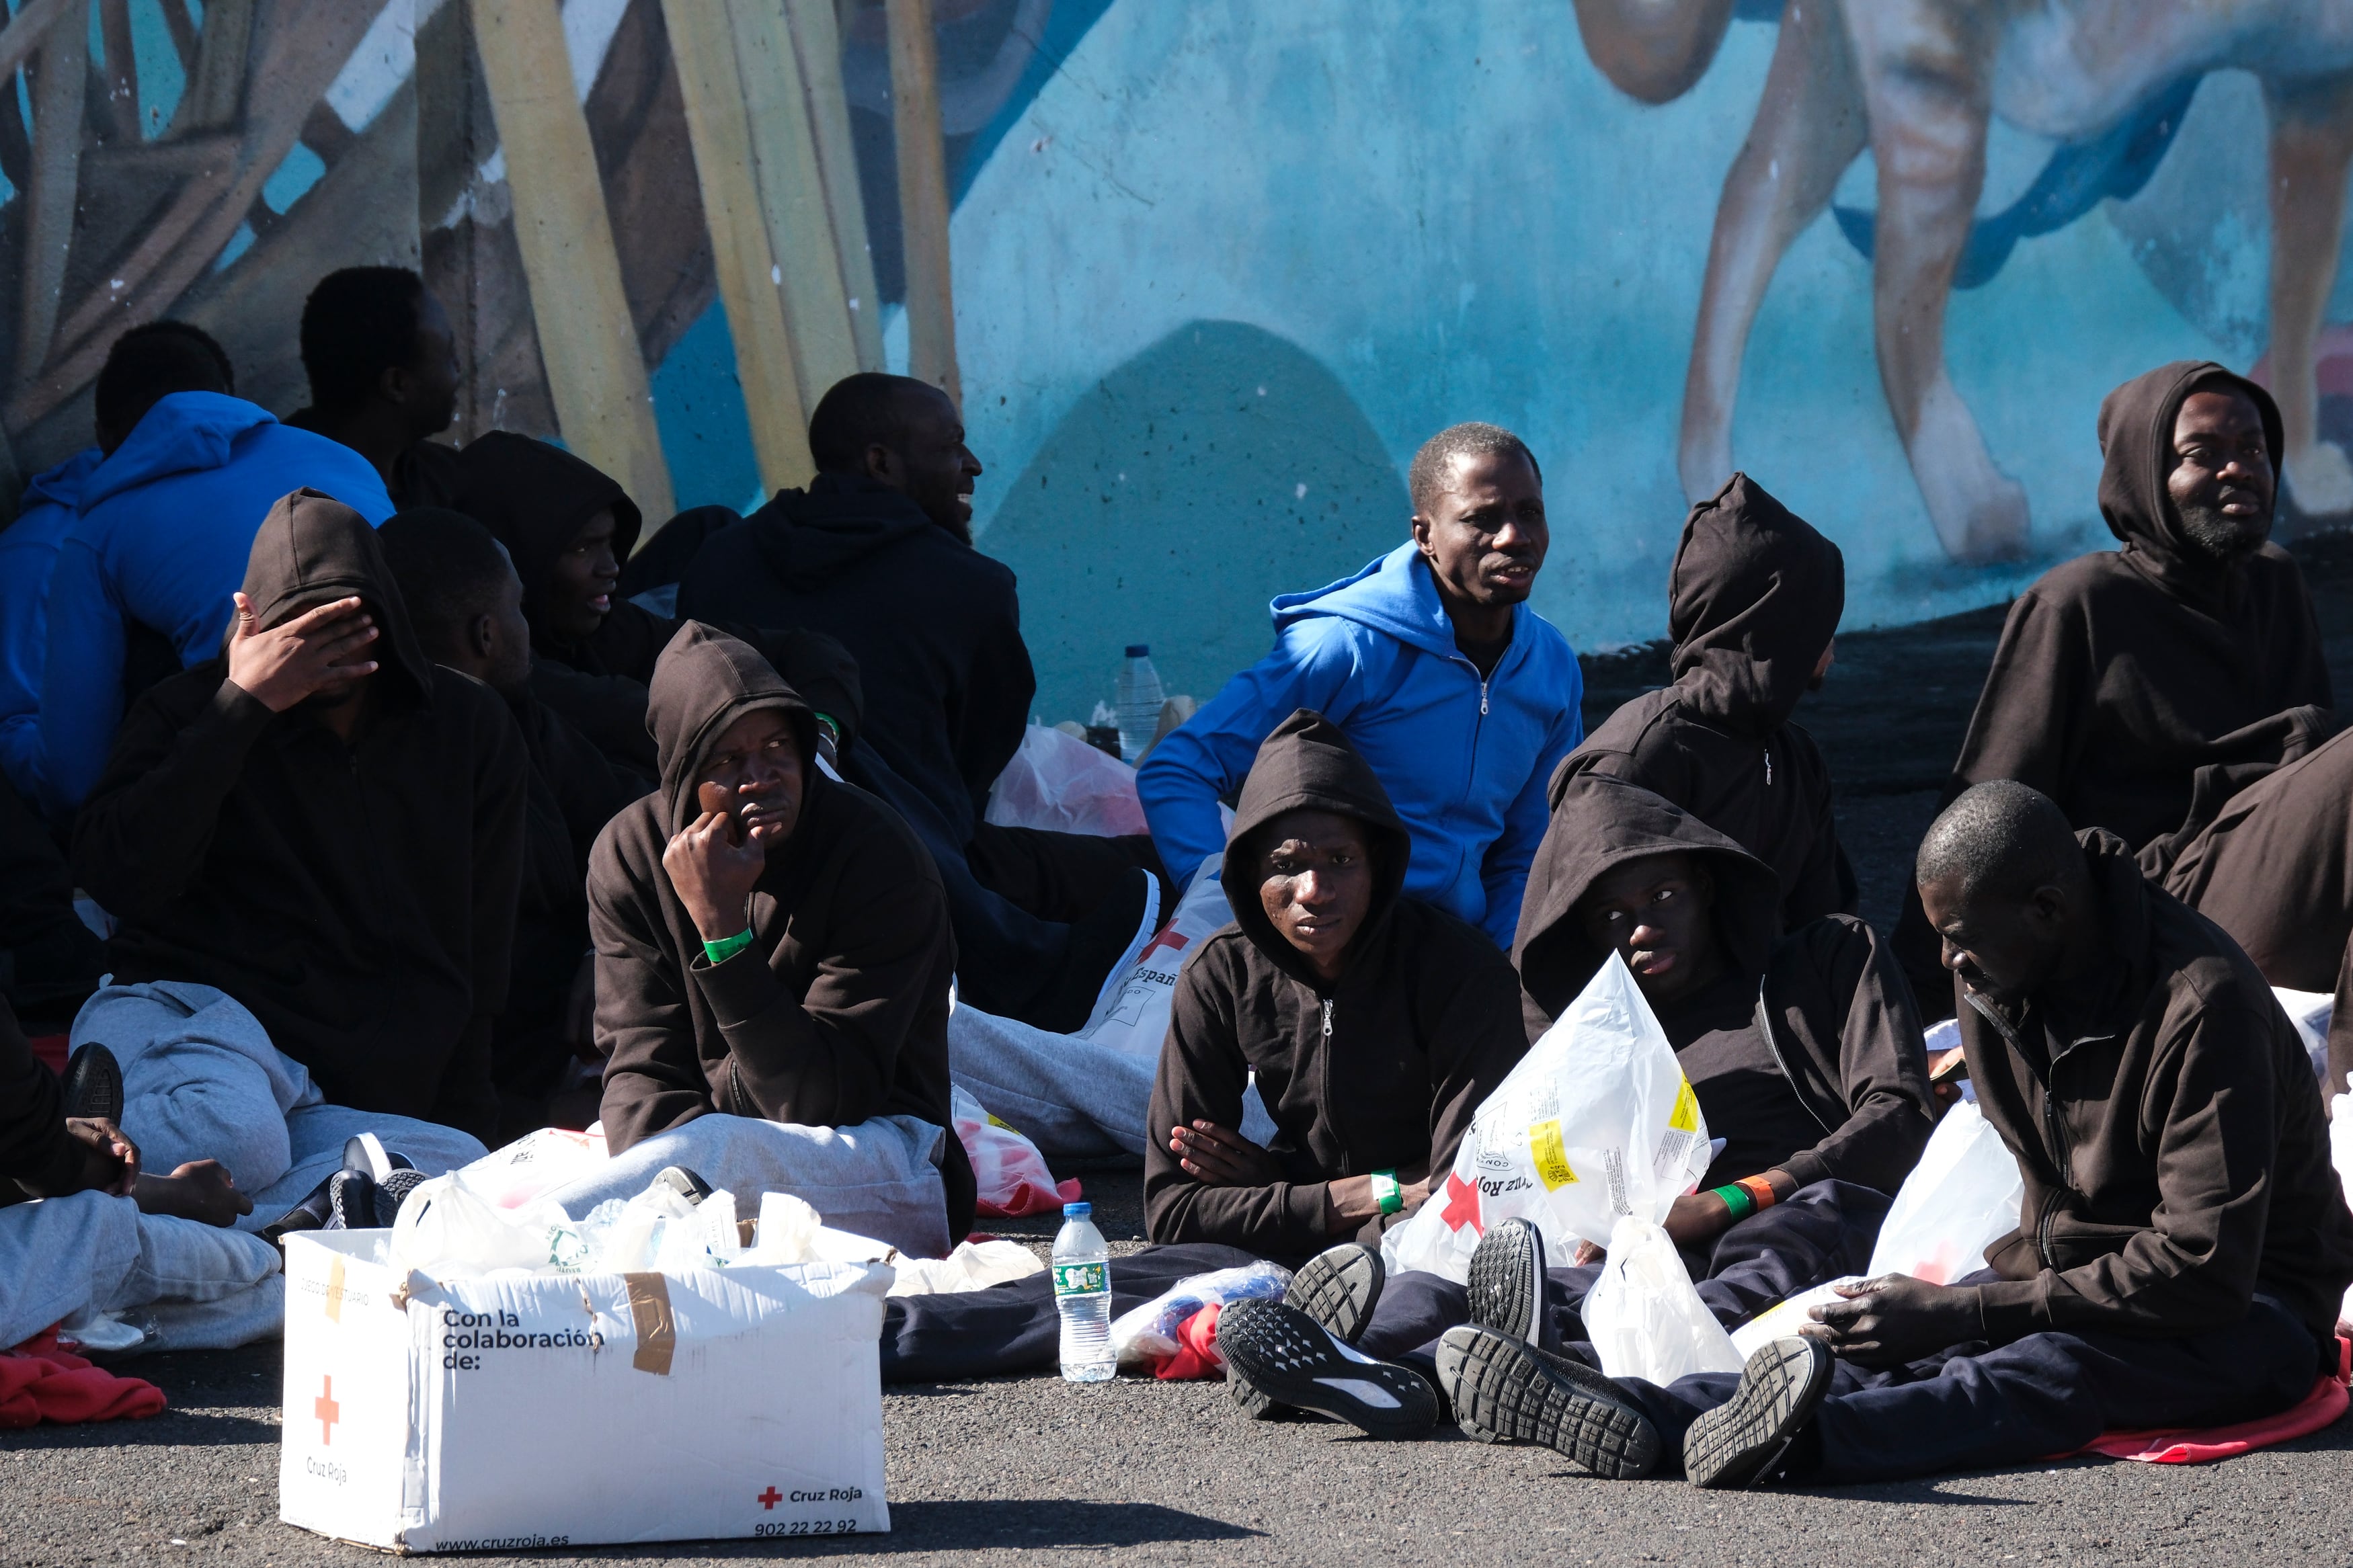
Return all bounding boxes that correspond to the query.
[452,431,643,639]
[1667,472,1844,737]
[1514,772,1780,1020]
[1224,709,1410,991]
[746,474,940,589]
[240,488,434,708]
[2096,360,2284,612]
[645,621,820,837]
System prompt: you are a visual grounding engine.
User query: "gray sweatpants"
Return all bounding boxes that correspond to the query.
[545,1112,954,1260]
[0,1191,283,1354]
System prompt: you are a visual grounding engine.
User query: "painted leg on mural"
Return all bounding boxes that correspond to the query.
[1852,0,2029,564]
[2265,69,2353,524]
[1677,0,1868,503]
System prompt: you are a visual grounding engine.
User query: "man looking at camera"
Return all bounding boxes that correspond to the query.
[581,623,969,1256]
[1141,423,1584,951]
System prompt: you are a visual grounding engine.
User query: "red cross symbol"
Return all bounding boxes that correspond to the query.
[1138,927,1191,965]
[1440,1170,1482,1234]
[314,1376,340,1446]
[757,1487,783,1510]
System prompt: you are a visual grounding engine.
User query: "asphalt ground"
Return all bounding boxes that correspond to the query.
[15,542,2353,1565]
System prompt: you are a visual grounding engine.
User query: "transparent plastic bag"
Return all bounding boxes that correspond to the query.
[1865,1100,2025,1283]
[1582,1215,1746,1385]
[387,1170,590,1278]
[984,723,1148,837]
[951,1085,1080,1217]
[1107,1260,1292,1370]
[1382,955,1710,1284]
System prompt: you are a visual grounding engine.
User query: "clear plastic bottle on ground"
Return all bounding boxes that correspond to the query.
[1052,1200,1115,1382]
[1114,645,1164,763]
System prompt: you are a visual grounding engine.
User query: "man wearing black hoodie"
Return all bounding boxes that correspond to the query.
[583,623,971,1256]
[73,491,528,1143]
[677,374,1159,1032]
[1898,362,2335,1006]
[1558,473,1854,930]
[1435,782,2353,1488]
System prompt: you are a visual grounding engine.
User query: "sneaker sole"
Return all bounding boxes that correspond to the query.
[1466,1219,1545,1345]
[1215,1300,1437,1440]
[1683,1336,1834,1490]
[1435,1326,1660,1479]
[1233,1244,1390,1419]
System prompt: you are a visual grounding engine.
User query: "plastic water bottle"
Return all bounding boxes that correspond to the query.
[1052,1200,1115,1382]
[1114,645,1164,763]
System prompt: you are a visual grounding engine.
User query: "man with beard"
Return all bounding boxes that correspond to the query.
[1899,364,2334,1005]
[678,374,1163,1032]
[1431,782,2353,1488]
[1556,473,1853,930]
[1142,423,1585,952]
[378,508,646,1137]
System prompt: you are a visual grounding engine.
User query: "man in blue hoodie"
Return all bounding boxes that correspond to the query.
[30,323,394,818]
[1139,423,1583,950]
[0,446,99,802]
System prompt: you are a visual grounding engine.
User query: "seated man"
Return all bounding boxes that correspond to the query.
[72,490,526,1147]
[679,374,1160,1030]
[1434,782,2353,1487]
[34,323,395,817]
[1558,473,1855,930]
[451,431,859,793]
[0,444,99,800]
[577,622,971,1258]
[285,266,464,508]
[1141,422,1583,953]
[1142,709,1529,1257]
[0,768,101,1030]
[1899,362,2334,1001]
[380,508,647,1138]
[2137,724,2353,1096]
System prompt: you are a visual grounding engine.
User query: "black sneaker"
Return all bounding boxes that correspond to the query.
[1435,1325,1661,1477]
[1466,1217,1548,1348]
[1214,1298,1437,1440]
[259,1174,340,1245]
[1231,1243,1387,1419]
[647,1165,713,1209]
[374,1168,430,1228]
[62,1042,123,1123]
[1683,1336,1835,1490]
[327,1169,380,1230]
[342,1133,415,1182]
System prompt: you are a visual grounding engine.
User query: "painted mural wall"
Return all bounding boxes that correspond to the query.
[14,0,2353,729]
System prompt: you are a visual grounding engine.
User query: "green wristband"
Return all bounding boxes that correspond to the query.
[702,927,757,966]
[1371,1169,1402,1216]
[1710,1183,1755,1222]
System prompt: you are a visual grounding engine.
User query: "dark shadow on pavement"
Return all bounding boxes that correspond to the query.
[539,1499,1263,1558]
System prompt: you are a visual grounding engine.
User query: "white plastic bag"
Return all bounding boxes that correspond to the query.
[2276,987,2334,1085]
[454,1126,609,1209]
[1864,1100,2025,1283]
[387,1169,590,1278]
[1583,1216,1746,1384]
[1107,1261,1292,1369]
[1727,1276,1865,1360]
[951,1085,1080,1216]
[1381,954,1711,1284]
[887,1239,1044,1296]
[985,723,1148,836]
[1077,853,1232,1061]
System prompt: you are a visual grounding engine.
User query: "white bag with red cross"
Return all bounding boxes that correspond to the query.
[1380,954,1714,1285]
[1074,854,1231,1062]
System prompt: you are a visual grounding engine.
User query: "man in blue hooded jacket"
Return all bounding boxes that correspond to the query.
[1139,423,1583,950]
[0,446,99,802]
[30,324,393,818]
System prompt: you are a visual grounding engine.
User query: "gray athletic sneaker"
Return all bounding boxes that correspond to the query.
[1434,1325,1661,1477]
[1230,1243,1386,1419]
[1216,1298,1437,1440]
[1466,1217,1548,1348]
[1683,1336,1834,1490]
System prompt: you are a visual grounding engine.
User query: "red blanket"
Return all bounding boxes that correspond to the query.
[2078,1334,2352,1465]
[0,1328,166,1428]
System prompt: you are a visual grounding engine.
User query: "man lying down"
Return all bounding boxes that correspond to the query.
[1211,772,1937,1434]
[1222,780,2353,1490]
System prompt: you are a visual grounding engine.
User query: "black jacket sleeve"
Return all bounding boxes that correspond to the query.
[1768,916,1938,1194]
[432,687,530,1139]
[0,998,82,1196]
[71,678,275,921]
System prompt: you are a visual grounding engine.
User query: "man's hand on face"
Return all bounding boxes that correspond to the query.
[225,592,378,713]
[1168,1120,1283,1188]
[67,1117,138,1196]
[664,780,767,944]
[1804,1273,1980,1368]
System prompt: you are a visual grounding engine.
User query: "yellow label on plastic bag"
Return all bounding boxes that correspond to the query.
[1529,1119,1577,1191]
[1669,1076,1701,1134]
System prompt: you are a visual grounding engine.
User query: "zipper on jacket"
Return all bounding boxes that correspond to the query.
[1479,677,1489,716]
[1763,745,1773,786]
[1752,987,1834,1137]
[1320,997,1334,1040]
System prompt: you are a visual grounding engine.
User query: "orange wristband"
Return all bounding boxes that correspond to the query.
[1736,1175,1778,1212]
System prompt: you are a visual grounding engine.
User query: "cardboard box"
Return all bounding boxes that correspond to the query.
[278,1231,891,1553]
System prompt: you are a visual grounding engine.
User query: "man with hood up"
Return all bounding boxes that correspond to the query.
[66,491,520,1219]
[1141,423,1583,954]
[452,432,861,795]
[1897,362,2334,1004]
[32,325,395,819]
[677,374,1162,1034]
[582,622,971,1257]
[1143,708,1529,1259]
[0,444,99,802]
[1557,473,1854,931]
